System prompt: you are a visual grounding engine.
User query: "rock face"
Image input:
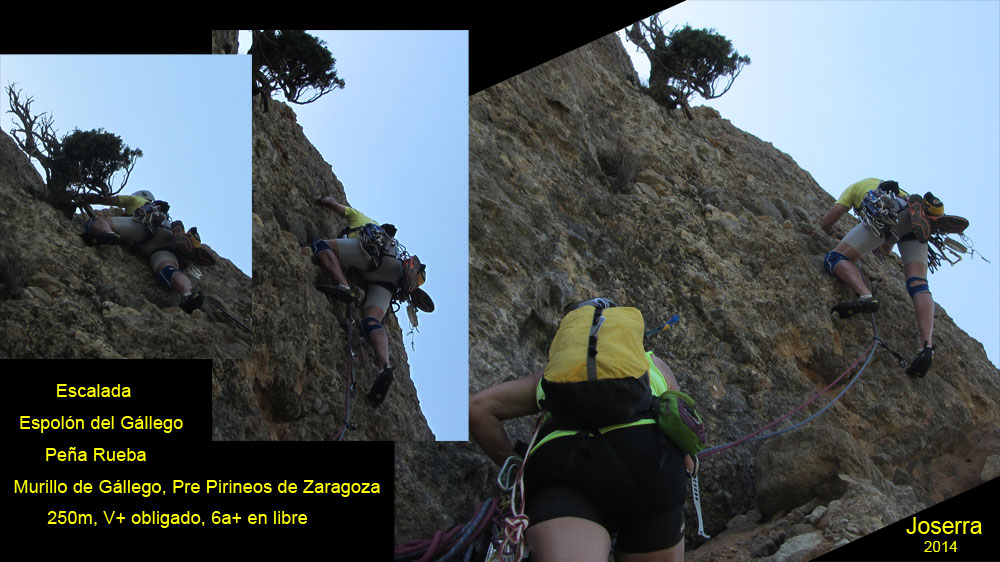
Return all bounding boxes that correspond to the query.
[210,97,433,441]
[395,34,999,557]
[0,131,251,359]
[211,30,239,55]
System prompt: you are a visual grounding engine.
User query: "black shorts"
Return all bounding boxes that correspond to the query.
[523,423,687,553]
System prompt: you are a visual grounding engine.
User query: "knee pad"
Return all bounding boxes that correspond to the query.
[824,250,849,276]
[361,316,383,343]
[157,265,179,288]
[309,238,332,256]
[906,276,929,298]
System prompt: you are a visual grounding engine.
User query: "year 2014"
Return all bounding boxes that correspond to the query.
[923,541,957,553]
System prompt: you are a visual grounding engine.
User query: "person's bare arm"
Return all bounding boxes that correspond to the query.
[469,369,543,466]
[315,196,348,217]
[651,355,680,391]
[78,193,122,207]
[819,204,849,239]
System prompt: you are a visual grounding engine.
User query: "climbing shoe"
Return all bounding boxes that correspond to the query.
[831,295,879,319]
[905,343,935,377]
[923,192,944,216]
[907,194,931,243]
[180,291,204,314]
[80,231,120,246]
[316,284,356,303]
[928,214,969,235]
[367,366,394,407]
[410,287,435,313]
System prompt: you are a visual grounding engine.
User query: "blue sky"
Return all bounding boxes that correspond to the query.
[0,55,251,277]
[241,31,469,440]
[618,0,999,368]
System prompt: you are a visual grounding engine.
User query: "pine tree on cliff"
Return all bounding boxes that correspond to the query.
[5,83,142,212]
[250,30,346,112]
[626,16,750,119]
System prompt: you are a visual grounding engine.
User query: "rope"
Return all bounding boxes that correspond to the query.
[203,295,252,333]
[700,270,884,458]
[699,331,876,457]
[492,415,545,562]
[331,303,357,441]
[393,498,499,562]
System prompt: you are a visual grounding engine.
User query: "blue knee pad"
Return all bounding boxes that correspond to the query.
[361,316,383,343]
[906,276,929,298]
[824,251,849,276]
[157,265,179,288]
[310,238,332,256]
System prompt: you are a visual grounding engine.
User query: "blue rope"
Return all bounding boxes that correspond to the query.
[748,330,878,444]
[700,313,880,456]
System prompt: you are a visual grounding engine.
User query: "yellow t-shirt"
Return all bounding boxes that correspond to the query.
[117,195,150,215]
[344,207,378,237]
[836,178,909,213]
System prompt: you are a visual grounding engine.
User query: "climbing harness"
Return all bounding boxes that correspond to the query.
[339,222,402,271]
[132,199,171,235]
[858,188,903,239]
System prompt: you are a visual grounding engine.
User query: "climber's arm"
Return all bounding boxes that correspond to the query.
[469,369,543,466]
[316,196,348,217]
[77,193,122,207]
[820,204,849,239]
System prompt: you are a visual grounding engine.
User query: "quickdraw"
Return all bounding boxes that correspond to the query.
[645,313,679,338]
[688,456,710,540]
[858,189,902,239]
[341,223,404,271]
[132,200,171,234]
[203,295,252,334]
[927,233,990,273]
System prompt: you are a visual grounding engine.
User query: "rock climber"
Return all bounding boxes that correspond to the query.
[77,190,206,314]
[469,297,694,562]
[819,178,943,377]
[311,195,425,406]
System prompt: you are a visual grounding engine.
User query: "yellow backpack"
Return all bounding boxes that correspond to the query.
[540,300,653,429]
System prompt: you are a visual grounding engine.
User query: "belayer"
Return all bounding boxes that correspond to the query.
[469,297,702,562]
[310,196,431,407]
[77,190,214,314]
[819,178,968,377]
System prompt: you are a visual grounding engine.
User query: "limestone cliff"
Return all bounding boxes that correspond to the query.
[0,131,251,359]
[211,30,239,55]
[396,34,999,559]
[210,97,433,441]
